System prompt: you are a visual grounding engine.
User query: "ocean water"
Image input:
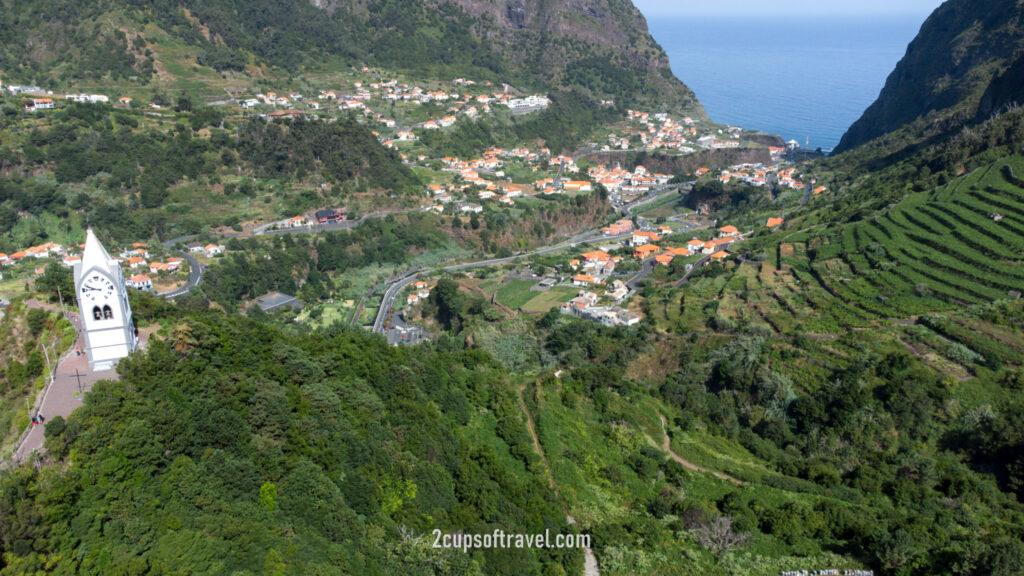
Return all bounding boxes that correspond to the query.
[646,15,925,151]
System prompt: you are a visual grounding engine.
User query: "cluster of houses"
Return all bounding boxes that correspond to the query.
[648,225,742,264]
[0,242,67,268]
[704,162,825,195]
[570,249,621,287]
[714,163,806,188]
[4,81,137,111]
[588,164,671,197]
[616,109,745,153]
[405,281,434,305]
[0,238,191,293]
[620,109,698,152]
[600,225,746,268]
[119,244,191,292]
[430,147,591,209]
[601,218,635,236]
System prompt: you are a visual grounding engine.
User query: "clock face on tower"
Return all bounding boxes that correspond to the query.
[81,273,115,303]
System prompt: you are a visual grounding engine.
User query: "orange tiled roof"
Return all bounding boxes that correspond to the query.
[581,250,611,262]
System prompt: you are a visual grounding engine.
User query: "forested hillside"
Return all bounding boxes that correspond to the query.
[0,0,704,115]
[0,101,419,249]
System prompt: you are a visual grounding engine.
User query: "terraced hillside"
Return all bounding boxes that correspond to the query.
[648,155,1024,381]
[811,156,1024,316]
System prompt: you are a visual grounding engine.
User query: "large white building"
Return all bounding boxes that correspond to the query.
[74,229,138,370]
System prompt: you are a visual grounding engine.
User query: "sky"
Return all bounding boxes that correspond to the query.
[632,0,945,17]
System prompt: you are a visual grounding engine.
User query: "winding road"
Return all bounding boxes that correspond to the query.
[150,180,698,334]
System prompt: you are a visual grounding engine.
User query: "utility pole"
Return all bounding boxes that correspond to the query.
[41,339,52,384]
[57,286,66,319]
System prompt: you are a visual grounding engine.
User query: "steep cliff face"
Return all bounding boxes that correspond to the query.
[835,0,1024,153]
[416,0,706,116]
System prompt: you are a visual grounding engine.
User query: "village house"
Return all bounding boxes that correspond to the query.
[631,231,661,246]
[602,219,634,236]
[572,274,597,287]
[607,280,630,301]
[719,225,741,238]
[562,180,593,192]
[187,242,204,253]
[580,250,612,263]
[767,217,784,228]
[25,98,54,111]
[315,209,345,224]
[126,257,147,269]
[655,254,674,266]
[204,244,225,258]
[288,216,308,228]
[711,251,730,261]
[634,244,661,259]
[126,274,153,291]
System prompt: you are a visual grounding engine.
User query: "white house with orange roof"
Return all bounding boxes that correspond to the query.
[26,98,54,111]
[163,258,183,273]
[631,231,661,246]
[204,244,225,257]
[126,274,153,291]
[572,274,597,287]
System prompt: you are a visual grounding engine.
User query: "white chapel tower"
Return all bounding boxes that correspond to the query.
[74,229,138,370]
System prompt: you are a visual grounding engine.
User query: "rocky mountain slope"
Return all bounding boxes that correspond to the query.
[0,0,704,116]
[835,0,1024,153]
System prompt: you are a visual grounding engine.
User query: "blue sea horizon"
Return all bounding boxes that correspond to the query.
[646,14,925,152]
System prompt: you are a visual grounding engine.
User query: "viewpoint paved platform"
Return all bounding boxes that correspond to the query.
[10,300,147,465]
